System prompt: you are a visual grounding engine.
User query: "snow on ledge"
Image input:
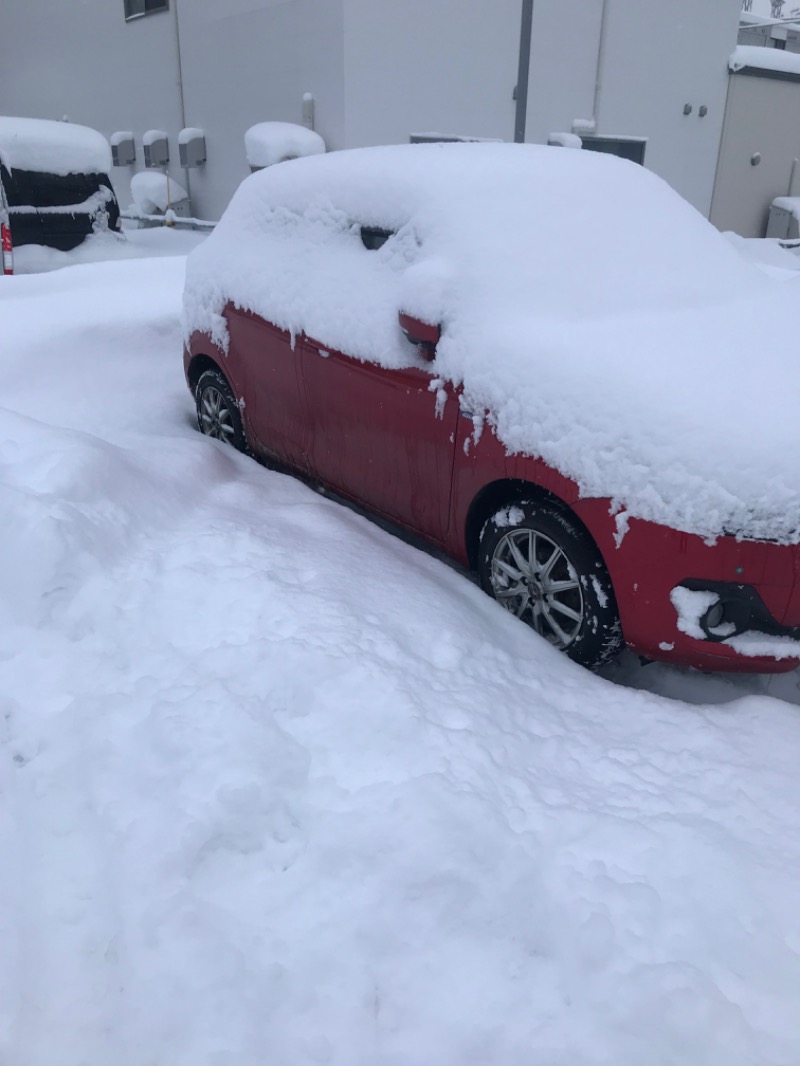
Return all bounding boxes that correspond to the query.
[730,45,800,76]
[0,116,112,175]
[244,122,325,169]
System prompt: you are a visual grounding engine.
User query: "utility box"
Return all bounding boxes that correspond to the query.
[766,198,800,240]
[143,129,169,168]
[179,128,206,168]
[110,131,136,167]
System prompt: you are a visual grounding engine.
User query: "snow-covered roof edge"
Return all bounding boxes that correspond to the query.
[730,44,800,76]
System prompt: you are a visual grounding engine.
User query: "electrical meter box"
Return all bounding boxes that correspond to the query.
[110,131,136,167]
[766,198,800,240]
[143,130,169,168]
[179,128,206,168]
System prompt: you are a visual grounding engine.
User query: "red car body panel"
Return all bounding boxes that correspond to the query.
[302,336,459,542]
[185,307,800,674]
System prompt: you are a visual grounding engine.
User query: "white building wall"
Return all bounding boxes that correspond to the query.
[593,0,742,215]
[0,0,747,223]
[0,2,184,214]
[524,0,605,146]
[176,0,345,220]
[341,0,519,146]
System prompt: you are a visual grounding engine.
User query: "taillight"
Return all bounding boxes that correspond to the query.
[1,221,13,276]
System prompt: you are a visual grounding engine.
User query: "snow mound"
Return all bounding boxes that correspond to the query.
[1,254,800,1065]
[0,116,112,175]
[130,171,189,214]
[245,121,326,169]
[184,142,800,543]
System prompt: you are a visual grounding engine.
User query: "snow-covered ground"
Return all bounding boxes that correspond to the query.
[1,241,800,1066]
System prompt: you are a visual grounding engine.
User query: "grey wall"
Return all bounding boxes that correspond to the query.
[711,71,800,237]
[0,0,343,220]
[341,0,519,146]
[0,0,752,226]
[177,0,345,220]
[0,2,185,213]
[588,0,741,215]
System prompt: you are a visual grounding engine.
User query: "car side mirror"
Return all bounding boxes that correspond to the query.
[399,311,441,361]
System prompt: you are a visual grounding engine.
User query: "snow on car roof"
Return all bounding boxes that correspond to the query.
[183,142,800,543]
[0,116,112,175]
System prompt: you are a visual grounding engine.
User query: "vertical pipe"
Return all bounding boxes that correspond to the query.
[172,0,191,203]
[592,0,610,128]
[514,0,534,143]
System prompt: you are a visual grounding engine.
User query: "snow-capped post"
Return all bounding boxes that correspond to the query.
[244,122,326,172]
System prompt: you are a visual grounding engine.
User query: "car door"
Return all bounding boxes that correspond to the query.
[225,307,310,472]
[301,337,459,543]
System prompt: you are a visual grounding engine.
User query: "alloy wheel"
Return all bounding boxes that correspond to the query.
[489,528,584,648]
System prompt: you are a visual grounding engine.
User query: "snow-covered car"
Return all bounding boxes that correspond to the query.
[0,117,121,264]
[182,143,800,672]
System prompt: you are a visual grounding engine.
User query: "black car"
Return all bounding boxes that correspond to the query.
[0,117,121,254]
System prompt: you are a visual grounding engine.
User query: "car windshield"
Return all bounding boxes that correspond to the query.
[0,165,112,210]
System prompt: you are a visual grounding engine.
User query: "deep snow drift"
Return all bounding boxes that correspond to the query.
[2,253,800,1066]
[185,143,800,544]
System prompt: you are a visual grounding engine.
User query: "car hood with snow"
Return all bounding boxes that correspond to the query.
[183,142,800,544]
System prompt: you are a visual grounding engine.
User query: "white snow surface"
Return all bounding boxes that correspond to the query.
[11,223,206,274]
[0,116,112,175]
[244,121,326,169]
[3,251,800,1063]
[730,43,800,74]
[184,142,800,543]
[130,171,189,214]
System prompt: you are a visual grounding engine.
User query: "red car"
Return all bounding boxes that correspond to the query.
[182,144,800,673]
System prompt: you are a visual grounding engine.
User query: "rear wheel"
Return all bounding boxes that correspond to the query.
[477,500,623,670]
[195,368,248,452]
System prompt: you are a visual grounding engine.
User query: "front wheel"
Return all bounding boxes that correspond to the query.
[195,368,248,452]
[477,500,623,670]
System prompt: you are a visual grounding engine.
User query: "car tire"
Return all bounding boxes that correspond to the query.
[477,499,623,670]
[195,368,248,453]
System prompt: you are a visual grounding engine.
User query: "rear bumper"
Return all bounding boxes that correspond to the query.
[572,500,800,673]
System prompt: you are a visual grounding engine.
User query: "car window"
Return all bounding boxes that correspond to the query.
[0,166,112,209]
[359,226,394,251]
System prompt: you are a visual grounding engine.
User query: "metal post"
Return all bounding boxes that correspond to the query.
[514,0,534,143]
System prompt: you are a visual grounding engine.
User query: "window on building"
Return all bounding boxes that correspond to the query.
[124,0,168,20]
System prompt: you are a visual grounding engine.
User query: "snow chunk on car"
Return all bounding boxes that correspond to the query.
[183,142,800,544]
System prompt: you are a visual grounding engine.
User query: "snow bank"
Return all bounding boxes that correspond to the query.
[184,142,800,543]
[10,223,206,274]
[244,121,325,169]
[130,171,189,214]
[0,116,112,174]
[730,44,800,75]
[3,256,800,1064]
